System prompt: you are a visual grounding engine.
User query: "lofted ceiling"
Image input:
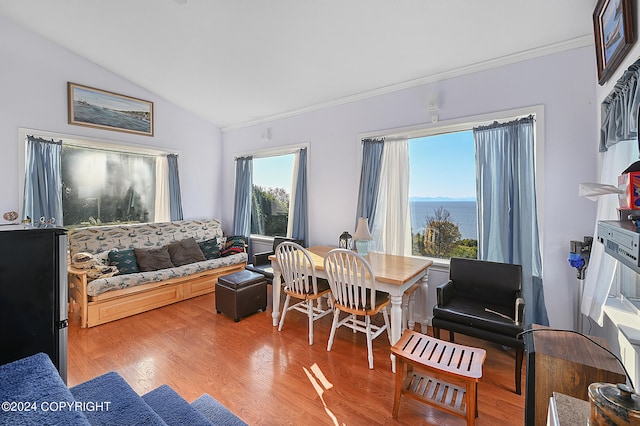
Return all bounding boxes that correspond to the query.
[0,1,597,130]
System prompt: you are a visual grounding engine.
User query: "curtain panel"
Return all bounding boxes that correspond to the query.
[167,154,183,221]
[473,116,549,326]
[582,140,637,325]
[22,135,63,225]
[600,58,640,152]
[232,156,252,238]
[290,148,309,246]
[371,139,411,256]
[355,139,384,228]
[154,156,171,222]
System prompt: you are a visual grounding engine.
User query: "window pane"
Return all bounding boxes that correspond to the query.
[408,130,477,259]
[251,154,294,237]
[61,145,156,227]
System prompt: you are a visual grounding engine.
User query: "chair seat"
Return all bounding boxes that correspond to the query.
[284,277,331,298]
[335,289,389,314]
[433,296,523,337]
[245,263,274,281]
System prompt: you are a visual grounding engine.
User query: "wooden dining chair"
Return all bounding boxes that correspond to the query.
[275,241,333,345]
[323,248,390,369]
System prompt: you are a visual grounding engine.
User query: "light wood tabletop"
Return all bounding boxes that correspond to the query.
[270,245,433,371]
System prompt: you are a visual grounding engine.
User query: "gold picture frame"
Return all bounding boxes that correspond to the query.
[68,82,154,136]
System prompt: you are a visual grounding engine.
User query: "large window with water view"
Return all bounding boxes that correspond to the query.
[409,130,477,259]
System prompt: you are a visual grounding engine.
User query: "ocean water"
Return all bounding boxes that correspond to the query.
[410,200,477,240]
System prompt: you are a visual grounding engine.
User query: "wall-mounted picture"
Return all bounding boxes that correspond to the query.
[68,82,154,136]
[593,0,635,85]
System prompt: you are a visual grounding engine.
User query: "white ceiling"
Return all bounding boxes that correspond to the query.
[1,1,597,130]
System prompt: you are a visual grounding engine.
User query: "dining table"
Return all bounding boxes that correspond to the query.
[269,245,432,371]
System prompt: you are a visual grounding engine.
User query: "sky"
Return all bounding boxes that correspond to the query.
[252,153,295,192]
[74,87,150,113]
[252,130,477,199]
[408,130,476,199]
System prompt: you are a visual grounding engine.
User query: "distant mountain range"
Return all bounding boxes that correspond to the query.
[409,196,476,202]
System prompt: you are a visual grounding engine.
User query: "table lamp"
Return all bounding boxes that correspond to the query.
[353,217,373,255]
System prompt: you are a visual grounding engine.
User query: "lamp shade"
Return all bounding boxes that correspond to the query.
[353,217,372,241]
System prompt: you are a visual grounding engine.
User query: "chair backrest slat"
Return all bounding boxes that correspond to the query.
[275,241,317,295]
[324,249,377,311]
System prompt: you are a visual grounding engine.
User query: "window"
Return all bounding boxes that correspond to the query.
[61,144,157,226]
[409,130,477,259]
[362,105,544,262]
[19,128,173,228]
[251,153,295,237]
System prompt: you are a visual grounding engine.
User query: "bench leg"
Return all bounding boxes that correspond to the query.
[466,380,477,426]
[392,358,405,418]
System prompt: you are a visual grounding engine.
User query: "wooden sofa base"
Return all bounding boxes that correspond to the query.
[69,264,245,328]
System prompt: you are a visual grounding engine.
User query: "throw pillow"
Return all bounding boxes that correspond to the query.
[198,238,221,260]
[108,249,140,275]
[221,235,246,257]
[134,246,175,272]
[167,237,206,267]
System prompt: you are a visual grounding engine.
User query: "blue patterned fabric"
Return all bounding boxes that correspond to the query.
[198,238,220,260]
[108,249,140,275]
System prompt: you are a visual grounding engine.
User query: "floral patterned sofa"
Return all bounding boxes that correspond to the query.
[68,219,247,327]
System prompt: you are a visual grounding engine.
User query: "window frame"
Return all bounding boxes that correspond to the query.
[357,105,545,264]
[240,143,309,240]
[17,127,179,224]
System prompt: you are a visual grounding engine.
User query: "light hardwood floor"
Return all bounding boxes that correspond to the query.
[68,290,526,425]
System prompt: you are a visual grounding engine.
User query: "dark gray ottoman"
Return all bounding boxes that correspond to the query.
[215,269,267,322]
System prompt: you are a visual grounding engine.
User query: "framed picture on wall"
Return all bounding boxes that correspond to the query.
[68,82,154,136]
[593,0,635,85]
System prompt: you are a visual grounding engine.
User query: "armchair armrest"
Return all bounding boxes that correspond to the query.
[515,297,525,324]
[436,280,455,306]
[253,251,274,266]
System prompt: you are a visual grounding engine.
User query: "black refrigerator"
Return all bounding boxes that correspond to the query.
[0,225,68,383]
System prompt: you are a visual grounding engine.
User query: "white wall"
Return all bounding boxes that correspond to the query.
[0,15,223,221]
[590,7,640,384]
[221,46,599,329]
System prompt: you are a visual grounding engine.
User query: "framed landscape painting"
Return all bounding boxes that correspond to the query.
[68,82,154,136]
[593,0,634,85]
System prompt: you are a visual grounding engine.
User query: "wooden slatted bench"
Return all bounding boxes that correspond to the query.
[391,330,486,425]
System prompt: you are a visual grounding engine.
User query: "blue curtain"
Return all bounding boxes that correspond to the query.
[600,58,640,152]
[291,148,309,246]
[167,154,183,221]
[355,138,384,227]
[474,116,548,326]
[23,136,63,225]
[232,156,252,237]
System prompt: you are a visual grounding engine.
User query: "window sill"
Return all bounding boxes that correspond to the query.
[604,296,640,347]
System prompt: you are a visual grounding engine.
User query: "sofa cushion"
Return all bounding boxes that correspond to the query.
[86,252,248,297]
[198,238,221,260]
[432,295,523,337]
[108,249,140,275]
[134,246,175,272]
[168,237,206,266]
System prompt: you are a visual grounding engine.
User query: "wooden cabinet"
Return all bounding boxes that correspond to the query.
[524,325,626,426]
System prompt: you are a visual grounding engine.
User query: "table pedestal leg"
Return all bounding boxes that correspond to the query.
[389,294,403,373]
[271,262,281,327]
